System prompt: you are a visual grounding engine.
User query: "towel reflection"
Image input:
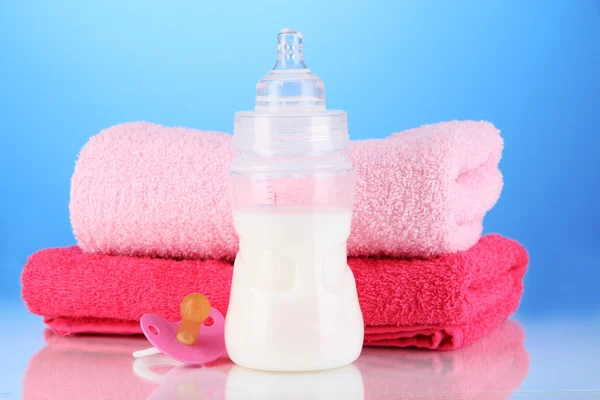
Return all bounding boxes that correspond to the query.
[23,321,528,399]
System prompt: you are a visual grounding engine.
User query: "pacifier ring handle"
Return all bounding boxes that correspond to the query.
[132,346,162,358]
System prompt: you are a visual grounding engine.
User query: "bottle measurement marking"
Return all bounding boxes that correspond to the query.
[257,178,278,205]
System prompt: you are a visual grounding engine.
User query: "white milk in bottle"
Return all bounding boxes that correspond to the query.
[225,29,363,372]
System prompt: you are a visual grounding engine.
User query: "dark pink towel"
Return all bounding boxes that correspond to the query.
[21,234,528,350]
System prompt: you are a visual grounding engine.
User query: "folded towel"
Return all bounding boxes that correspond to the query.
[21,235,527,350]
[70,120,503,260]
[22,322,528,400]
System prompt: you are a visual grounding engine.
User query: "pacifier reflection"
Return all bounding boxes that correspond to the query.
[132,354,231,399]
[23,322,528,399]
[133,354,364,399]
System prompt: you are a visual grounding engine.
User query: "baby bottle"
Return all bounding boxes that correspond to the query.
[225,29,363,372]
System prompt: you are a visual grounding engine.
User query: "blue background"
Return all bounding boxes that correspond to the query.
[1,0,598,317]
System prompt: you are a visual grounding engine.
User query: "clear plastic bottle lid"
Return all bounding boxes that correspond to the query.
[233,29,349,157]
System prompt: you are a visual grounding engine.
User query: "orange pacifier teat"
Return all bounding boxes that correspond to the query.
[176,293,211,346]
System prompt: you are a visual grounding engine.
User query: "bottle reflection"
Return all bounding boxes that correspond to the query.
[224,364,364,399]
[23,321,528,399]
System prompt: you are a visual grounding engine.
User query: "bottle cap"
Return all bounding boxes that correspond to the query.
[233,29,348,157]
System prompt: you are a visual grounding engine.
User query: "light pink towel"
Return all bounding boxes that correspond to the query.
[70,120,503,259]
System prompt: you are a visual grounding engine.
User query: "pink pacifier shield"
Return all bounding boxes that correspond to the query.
[140,308,226,365]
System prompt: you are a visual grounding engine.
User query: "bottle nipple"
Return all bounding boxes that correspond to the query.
[255,28,325,111]
[176,293,211,346]
[274,28,306,70]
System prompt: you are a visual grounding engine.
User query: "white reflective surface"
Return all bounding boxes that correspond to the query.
[4,301,600,399]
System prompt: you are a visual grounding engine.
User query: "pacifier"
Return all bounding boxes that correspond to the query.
[133,293,226,365]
